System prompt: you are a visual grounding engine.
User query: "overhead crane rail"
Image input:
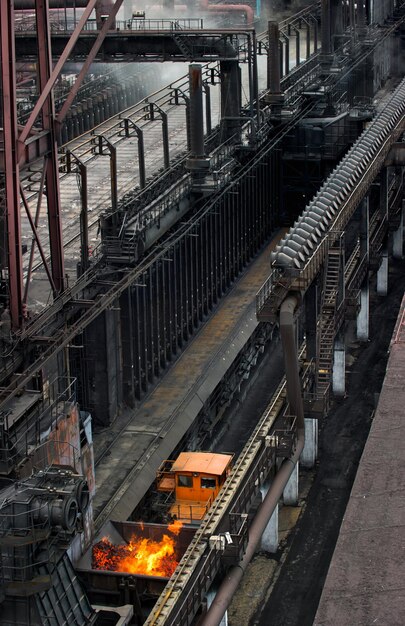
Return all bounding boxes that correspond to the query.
[257,75,405,321]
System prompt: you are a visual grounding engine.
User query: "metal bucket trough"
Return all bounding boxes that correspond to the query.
[76,521,196,604]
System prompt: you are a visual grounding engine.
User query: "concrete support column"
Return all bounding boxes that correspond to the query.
[220,60,241,141]
[393,201,404,259]
[377,249,389,296]
[301,418,318,467]
[206,589,228,626]
[260,501,279,553]
[332,333,345,396]
[357,282,370,341]
[283,463,299,505]
[357,197,370,342]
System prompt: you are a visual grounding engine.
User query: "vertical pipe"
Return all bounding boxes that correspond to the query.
[331,0,344,49]
[357,0,366,33]
[161,111,170,169]
[306,21,311,58]
[267,21,281,93]
[247,34,255,120]
[188,64,205,158]
[109,143,118,214]
[204,83,212,135]
[313,17,318,51]
[136,127,146,190]
[284,36,290,75]
[349,0,356,42]
[279,296,305,426]
[79,163,89,275]
[321,0,331,56]
[252,31,260,123]
[220,60,241,141]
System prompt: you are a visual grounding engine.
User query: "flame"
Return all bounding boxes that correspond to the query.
[167,520,183,535]
[92,523,183,578]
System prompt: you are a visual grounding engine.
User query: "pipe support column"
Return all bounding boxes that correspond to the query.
[377,250,389,296]
[283,462,299,506]
[357,284,370,342]
[260,504,279,553]
[301,418,318,468]
[357,198,370,342]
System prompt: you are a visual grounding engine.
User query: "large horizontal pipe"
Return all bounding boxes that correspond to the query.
[202,296,305,626]
[15,0,88,7]
[200,0,254,26]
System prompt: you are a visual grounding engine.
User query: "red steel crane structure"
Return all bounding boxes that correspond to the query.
[0,0,121,330]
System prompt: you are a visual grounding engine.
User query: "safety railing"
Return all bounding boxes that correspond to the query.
[14,17,205,34]
[170,497,214,524]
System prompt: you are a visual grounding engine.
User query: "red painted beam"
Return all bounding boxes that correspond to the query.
[35,0,65,294]
[56,0,124,124]
[0,0,25,329]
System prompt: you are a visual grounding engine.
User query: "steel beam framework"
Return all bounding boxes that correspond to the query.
[0,0,125,329]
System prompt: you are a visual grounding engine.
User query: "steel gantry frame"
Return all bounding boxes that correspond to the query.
[0,0,126,329]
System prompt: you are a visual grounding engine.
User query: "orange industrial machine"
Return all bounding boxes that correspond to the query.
[156,452,233,524]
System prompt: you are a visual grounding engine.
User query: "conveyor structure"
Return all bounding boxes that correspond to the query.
[257,76,405,320]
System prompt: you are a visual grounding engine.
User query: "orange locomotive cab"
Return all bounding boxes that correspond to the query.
[156,452,233,524]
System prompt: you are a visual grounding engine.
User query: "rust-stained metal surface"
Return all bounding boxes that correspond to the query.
[314,294,405,626]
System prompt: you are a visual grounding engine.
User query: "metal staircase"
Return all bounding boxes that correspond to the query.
[172,34,194,59]
[316,237,343,393]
